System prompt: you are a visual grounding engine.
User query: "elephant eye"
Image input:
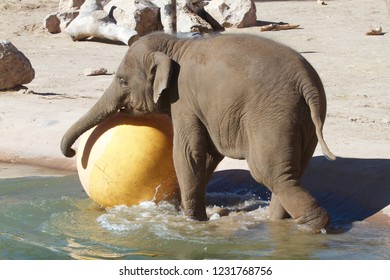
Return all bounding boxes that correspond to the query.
[118,77,128,87]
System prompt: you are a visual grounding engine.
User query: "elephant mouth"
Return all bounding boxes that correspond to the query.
[120,107,134,114]
[119,107,150,117]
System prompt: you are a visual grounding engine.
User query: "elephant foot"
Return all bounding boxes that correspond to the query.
[183,207,208,221]
[295,207,330,233]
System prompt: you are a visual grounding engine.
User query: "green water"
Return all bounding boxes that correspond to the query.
[0,164,389,260]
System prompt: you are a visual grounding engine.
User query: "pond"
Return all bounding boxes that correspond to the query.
[0,161,389,260]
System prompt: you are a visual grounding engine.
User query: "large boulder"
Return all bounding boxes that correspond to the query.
[44,0,82,34]
[44,11,79,34]
[205,0,257,28]
[57,11,80,31]
[104,0,215,34]
[153,0,214,33]
[0,41,35,90]
[176,4,213,33]
[44,13,62,34]
[104,0,163,36]
[176,0,213,33]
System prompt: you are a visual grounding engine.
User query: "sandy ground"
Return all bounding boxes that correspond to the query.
[0,1,389,221]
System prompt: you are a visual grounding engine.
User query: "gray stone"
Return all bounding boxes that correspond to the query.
[176,5,213,33]
[152,0,213,33]
[0,41,35,90]
[205,0,257,28]
[104,0,163,36]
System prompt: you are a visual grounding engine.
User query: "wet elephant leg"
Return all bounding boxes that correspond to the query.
[205,146,224,184]
[172,117,220,221]
[247,134,329,232]
[268,194,291,220]
[267,132,318,221]
[251,163,329,232]
[271,179,329,232]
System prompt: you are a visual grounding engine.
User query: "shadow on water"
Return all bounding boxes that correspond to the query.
[304,157,390,229]
[207,156,390,231]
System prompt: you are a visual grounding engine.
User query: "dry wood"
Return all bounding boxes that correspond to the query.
[65,0,139,45]
[260,23,300,32]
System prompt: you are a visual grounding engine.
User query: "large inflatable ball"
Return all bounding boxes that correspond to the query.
[76,112,178,207]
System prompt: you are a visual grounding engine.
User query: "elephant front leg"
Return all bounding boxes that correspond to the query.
[175,151,208,220]
[173,121,210,221]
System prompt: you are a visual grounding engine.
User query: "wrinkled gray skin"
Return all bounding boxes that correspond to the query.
[61,33,336,232]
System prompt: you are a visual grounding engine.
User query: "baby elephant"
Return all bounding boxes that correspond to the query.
[61,32,336,232]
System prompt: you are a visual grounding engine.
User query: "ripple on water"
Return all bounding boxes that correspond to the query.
[1,169,390,260]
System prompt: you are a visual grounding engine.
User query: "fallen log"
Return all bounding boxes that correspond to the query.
[260,23,300,32]
[65,0,139,45]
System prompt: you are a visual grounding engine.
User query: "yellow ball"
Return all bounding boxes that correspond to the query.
[76,112,178,208]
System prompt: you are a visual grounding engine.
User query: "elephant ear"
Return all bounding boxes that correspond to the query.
[152,52,172,103]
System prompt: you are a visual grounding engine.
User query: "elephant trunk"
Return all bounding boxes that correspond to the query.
[61,83,121,158]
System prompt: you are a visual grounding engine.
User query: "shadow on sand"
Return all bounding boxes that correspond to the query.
[206,156,390,228]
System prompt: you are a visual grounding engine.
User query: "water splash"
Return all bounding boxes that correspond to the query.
[96,199,269,244]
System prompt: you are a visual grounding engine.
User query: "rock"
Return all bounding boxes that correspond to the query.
[106,4,130,26]
[45,0,82,34]
[134,1,164,36]
[366,26,383,36]
[152,0,213,33]
[0,41,35,90]
[184,0,225,32]
[58,11,80,31]
[185,0,208,13]
[104,0,163,36]
[176,5,213,33]
[59,0,86,11]
[43,13,61,34]
[204,0,257,28]
[43,11,80,33]
[83,67,109,76]
[152,0,177,33]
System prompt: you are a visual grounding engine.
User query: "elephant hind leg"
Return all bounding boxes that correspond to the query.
[256,170,329,232]
[267,132,319,221]
[247,145,329,232]
[268,195,291,220]
[271,179,329,232]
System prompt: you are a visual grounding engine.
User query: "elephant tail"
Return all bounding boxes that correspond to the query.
[303,87,337,161]
[311,112,337,161]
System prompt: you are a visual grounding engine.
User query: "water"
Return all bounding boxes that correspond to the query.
[1,163,389,260]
